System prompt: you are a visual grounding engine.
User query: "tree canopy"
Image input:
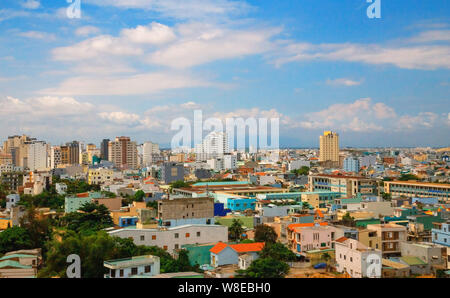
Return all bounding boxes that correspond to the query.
[254,224,277,244]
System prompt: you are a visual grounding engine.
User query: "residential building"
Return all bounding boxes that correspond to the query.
[432,221,450,247]
[27,141,48,171]
[308,173,378,197]
[108,136,138,170]
[227,198,256,212]
[100,139,110,160]
[158,197,215,227]
[0,249,42,278]
[88,168,114,185]
[104,255,160,278]
[108,224,228,253]
[384,181,450,202]
[195,131,229,161]
[319,131,339,166]
[365,224,408,258]
[161,162,184,184]
[335,237,382,278]
[209,242,264,267]
[142,142,160,166]
[343,156,360,173]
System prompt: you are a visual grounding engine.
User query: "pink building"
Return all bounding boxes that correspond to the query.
[288,223,334,254]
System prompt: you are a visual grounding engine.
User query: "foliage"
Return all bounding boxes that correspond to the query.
[146,200,158,209]
[398,174,419,181]
[19,191,65,210]
[290,166,310,176]
[59,202,114,235]
[381,192,392,201]
[236,257,289,278]
[170,180,190,189]
[341,212,356,227]
[19,207,52,250]
[259,242,296,262]
[134,190,145,202]
[0,226,33,254]
[228,219,244,242]
[254,224,277,244]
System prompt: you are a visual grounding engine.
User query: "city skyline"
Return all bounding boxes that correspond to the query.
[0,0,449,147]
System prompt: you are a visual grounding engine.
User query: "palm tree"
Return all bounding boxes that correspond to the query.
[321,252,332,272]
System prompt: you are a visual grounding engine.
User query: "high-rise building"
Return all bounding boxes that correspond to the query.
[319,131,339,165]
[27,141,48,171]
[108,136,138,170]
[61,141,80,165]
[100,139,110,160]
[195,131,229,161]
[343,156,360,173]
[3,135,33,167]
[50,146,62,169]
[142,142,160,166]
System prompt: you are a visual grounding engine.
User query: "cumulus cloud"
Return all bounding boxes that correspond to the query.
[297,98,445,132]
[75,26,101,37]
[121,22,176,44]
[18,31,55,41]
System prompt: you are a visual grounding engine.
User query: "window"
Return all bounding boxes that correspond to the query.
[140,235,145,241]
[145,265,151,273]
[152,235,156,240]
[163,245,168,250]
[131,267,138,275]
[120,269,124,277]
[175,233,179,238]
[186,233,190,238]
[192,212,194,216]
[197,231,201,237]
[110,269,116,278]
[350,257,353,262]
[175,244,179,249]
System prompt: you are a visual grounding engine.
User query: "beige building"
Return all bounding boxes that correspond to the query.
[319,131,339,165]
[384,180,450,202]
[365,224,407,258]
[158,197,215,227]
[108,137,138,170]
[88,168,114,185]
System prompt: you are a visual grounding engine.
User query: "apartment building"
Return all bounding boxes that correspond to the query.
[384,180,450,202]
[108,136,138,170]
[161,162,184,184]
[107,224,228,253]
[365,224,407,258]
[335,237,382,278]
[432,221,450,247]
[287,223,333,254]
[158,197,215,227]
[319,131,339,165]
[104,255,160,278]
[88,168,114,185]
[308,173,378,197]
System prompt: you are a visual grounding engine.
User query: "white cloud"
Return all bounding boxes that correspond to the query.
[121,22,176,44]
[98,111,141,125]
[84,0,251,20]
[38,72,215,96]
[148,23,280,68]
[75,26,101,37]
[409,30,450,43]
[326,78,361,87]
[52,35,143,61]
[20,0,41,10]
[18,31,56,41]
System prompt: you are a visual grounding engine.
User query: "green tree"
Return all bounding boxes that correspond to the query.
[228,219,244,242]
[19,207,52,250]
[342,212,356,227]
[134,190,145,202]
[398,174,419,181]
[321,252,332,272]
[259,242,296,262]
[236,257,289,278]
[0,226,33,254]
[254,224,277,244]
[291,166,310,176]
[381,192,392,201]
[59,202,114,234]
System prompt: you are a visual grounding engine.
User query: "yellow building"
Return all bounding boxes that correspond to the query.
[88,168,114,185]
[319,131,339,164]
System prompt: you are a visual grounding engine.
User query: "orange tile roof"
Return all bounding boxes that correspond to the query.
[230,242,265,253]
[76,192,89,198]
[335,237,349,243]
[288,222,328,230]
[209,242,265,254]
[210,242,228,254]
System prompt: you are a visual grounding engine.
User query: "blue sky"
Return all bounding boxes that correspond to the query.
[0,0,449,148]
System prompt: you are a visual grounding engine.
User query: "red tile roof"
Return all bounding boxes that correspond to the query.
[288,222,328,231]
[76,192,89,198]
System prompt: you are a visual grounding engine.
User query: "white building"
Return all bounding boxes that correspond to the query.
[288,159,311,171]
[223,154,237,170]
[108,224,228,254]
[104,255,160,278]
[195,132,229,161]
[27,141,48,171]
[142,142,160,166]
[335,237,382,278]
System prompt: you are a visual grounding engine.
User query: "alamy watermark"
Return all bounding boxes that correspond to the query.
[170,110,280,155]
[66,254,81,278]
[367,0,381,19]
[66,0,81,19]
